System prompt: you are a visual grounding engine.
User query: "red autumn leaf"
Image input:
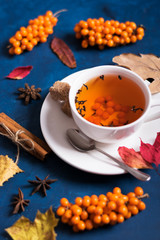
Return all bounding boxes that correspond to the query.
[6,66,33,79]
[154,147,160,167]
[140,140,155,164]
[153,132,160,148]
[51,37,76,68]
[118,146,152,169]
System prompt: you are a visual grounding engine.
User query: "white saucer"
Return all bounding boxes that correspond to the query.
[40,69,160,175]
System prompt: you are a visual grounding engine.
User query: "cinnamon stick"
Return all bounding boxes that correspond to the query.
[0,112,51,160]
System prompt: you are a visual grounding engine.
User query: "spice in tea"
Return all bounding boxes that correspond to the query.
[75,74,145,127]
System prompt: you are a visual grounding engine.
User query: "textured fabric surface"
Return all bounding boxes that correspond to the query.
[0,0,160,239]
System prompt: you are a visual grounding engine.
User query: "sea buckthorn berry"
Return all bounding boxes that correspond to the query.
[51,17,58,25]
[82,196,91,207]
[99,194,107,202]
[129,197,139,206]
[105,34,112,40]
[98,200,106,208]
[136,27,144,34]
[127,205,139,215]
[81,39,88,48]
[121,31,128,38]
[107,39,114,47]
[109,26,115,34]
[95,96,105,104]
[103,27,110,34]
[71,215,80,225]
[130,22,137,29]
[94,206,103,215]
[96,38,103,45]
[20,27,27,37]
[61,215,69,224]
[118,205,128,217]
[126,26,133,34]
[93,215,102,224]
[14,47,22,55]
[75,197,83,206]
[26,42,34,51]
[85,219,94,230]
[121,194,129,203]
[113,35,120,43]
[72,224,79,232]
[92,103,101,110]
[95,32,101,39]
[109,212,117,222]
[119,23,126,30]
[117,214,124,223]
[96,108,104,116]
[64,209,72,219]
[114,104,122,111]
[71,205,82,216]
[101,214,110,224]
[127,192,136,199]
[99,17,104,24]
[106,100,115,107]
[15,31,22,40]
[75,32,81,39]
[60,197,69,207]
[114,20,120,28]
[106,107,114,115]
[87,205,96,214]
[46,10,53,18]
[137,34,143,40]
[108,201,117,210]
[56,206,65,216]
[79,20,88,28]
[77,220,86,231]
[81,28,89,36]
[134,186,144,196]
[12,41,20,48]
[102,111,109,120]
[9,47,15,55]
[137,200,146,211]
[21,44,27,50]
[104,20,111,27]
[74,24,81,33]
[125,211,132,219]
[131,35,137,43]
[90,195,99,205]
[40,36,47,43]
[81,210,88,220]
[116,198,125,206]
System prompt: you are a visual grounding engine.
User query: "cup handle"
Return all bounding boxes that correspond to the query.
[144,98,160,123]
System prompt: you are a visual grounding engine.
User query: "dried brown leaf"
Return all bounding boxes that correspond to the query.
[0,155,23,186]
[113,53,160,94]
[51,37,76,68]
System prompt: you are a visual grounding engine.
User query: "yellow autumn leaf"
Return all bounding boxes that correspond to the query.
[0,155,23,186]
[5,206,59,240]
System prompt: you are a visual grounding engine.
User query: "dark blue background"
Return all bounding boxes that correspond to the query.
[0,0,160,239]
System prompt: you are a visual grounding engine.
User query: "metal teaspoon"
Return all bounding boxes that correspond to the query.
[66,128,151,181]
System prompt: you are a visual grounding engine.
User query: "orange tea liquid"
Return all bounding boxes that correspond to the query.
[75,74,146,127]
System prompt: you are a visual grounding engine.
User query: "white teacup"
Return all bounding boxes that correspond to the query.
[69,65,159,143]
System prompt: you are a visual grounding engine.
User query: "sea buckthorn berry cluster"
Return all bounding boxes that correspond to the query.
[86,95,131,127]
[56,187,148,232]
[8,10,60,55]
[74,18,145,49]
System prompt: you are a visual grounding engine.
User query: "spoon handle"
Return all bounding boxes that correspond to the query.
[95,147,151,181]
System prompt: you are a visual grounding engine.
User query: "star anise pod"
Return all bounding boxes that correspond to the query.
[18,83,41,105]
[12,188,30,214]
[28,175,57,197]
